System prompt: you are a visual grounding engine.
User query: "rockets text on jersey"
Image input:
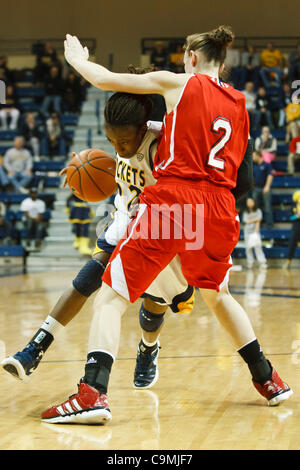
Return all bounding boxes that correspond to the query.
[114,121,160,214]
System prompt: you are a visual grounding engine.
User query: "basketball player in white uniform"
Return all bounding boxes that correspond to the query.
[2,92,195,405]
[99,119,194,312]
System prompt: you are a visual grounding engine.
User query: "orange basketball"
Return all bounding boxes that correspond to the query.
[66,149,117,202]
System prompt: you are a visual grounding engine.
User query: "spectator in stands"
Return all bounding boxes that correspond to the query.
[243,197,267,269]
[67,193,94,255]
[20,187,46,249]
[287,135,300,175]
[63,71,83,113]
[289,42,300,82]
[35,42,61,82]
[252,150,274,228]
[0,55,14,84]
[242,82,256,129]
[252,87,274,130]
[224,41,244,89]
[285,96,300,140]
[283,189,300,269]
[20,112,44,161]
[0,201,12,245]
[241,45,260,90]
[42,112,66,158]
[3,136,33,193]
[169,44,184,73]
[41,65,64,116]
[150,41,169,70]
[260,42,283,87]
[255,126,277,164]
[278,82,292,128]
[0,84,20,130]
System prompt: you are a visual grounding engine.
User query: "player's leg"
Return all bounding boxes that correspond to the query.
[1,249,110,381]
[40,204,177,423]
[133,255,196,390]
[134,298,167,389]
[199,283,293,406]
[41,282,129,424]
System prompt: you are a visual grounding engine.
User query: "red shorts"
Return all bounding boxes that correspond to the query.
[102,177,240,302]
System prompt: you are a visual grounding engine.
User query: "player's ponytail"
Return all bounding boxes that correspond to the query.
[184,25,234,64]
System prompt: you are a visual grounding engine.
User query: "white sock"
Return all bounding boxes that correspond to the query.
[142,334,159,348]
[41,315,64,337]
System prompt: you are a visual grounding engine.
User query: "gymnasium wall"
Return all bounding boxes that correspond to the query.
[1,0,297,71]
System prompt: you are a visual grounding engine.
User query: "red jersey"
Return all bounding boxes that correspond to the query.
[153,74,249,189]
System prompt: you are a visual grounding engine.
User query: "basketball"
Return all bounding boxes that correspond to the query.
[66,149,117,202]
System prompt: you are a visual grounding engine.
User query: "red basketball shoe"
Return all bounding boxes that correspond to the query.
[41,382,112,424]
[253,366,293,406]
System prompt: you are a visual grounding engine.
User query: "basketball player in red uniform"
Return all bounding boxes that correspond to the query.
[40,27,292,424]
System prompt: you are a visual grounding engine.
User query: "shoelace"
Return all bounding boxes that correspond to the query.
[135,348,158,374]
[15,343,40,362]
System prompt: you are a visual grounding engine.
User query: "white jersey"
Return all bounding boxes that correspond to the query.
[105,121,159,246]
[114,121,159,215]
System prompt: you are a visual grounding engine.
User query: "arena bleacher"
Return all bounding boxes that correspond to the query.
[0,35,300,272]
[0,40,90,271]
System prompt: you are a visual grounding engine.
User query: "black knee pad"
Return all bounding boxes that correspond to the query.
[72,258,106,297]
[139,303,165,333]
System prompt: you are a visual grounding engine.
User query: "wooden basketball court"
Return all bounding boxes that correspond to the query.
[0,266,299,450]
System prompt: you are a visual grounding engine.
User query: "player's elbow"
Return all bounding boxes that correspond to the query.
[94,72,117,91]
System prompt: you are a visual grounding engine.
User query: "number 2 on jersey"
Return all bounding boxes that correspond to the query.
[116,183,142,211]
[206,117,232,171]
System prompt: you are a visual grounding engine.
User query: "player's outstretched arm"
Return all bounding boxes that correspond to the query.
[64,34,185,95]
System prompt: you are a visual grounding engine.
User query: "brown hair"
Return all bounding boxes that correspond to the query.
[184,25,234,65]
[126,64,155,74]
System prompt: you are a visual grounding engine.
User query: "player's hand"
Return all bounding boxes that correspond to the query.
[64,34,89,66]
[59,167,68,188]
[59,152,75,188]
[128,196,140,218]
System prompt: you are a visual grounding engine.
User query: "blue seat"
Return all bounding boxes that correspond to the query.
[0,245,25,257]
[265,86,281,96]
[4,210,16,222]
[239,228,291,241]
[271,129,286,140]
[44,177,61,188]
[277,144,289,156]
[33,161,65,172]
[272,161,287,172]
[61,115,79,125]
[273,176,300,188]
[5,194,28,204]
[65,129,74,139]
[261,228,291,239]
[233,246,300,259]
[19,102,41,112]
[273,210,291,222]
[0,193,56,205]
[272,193,293,205]
[0,130,18,140]
[16,87,45,98]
